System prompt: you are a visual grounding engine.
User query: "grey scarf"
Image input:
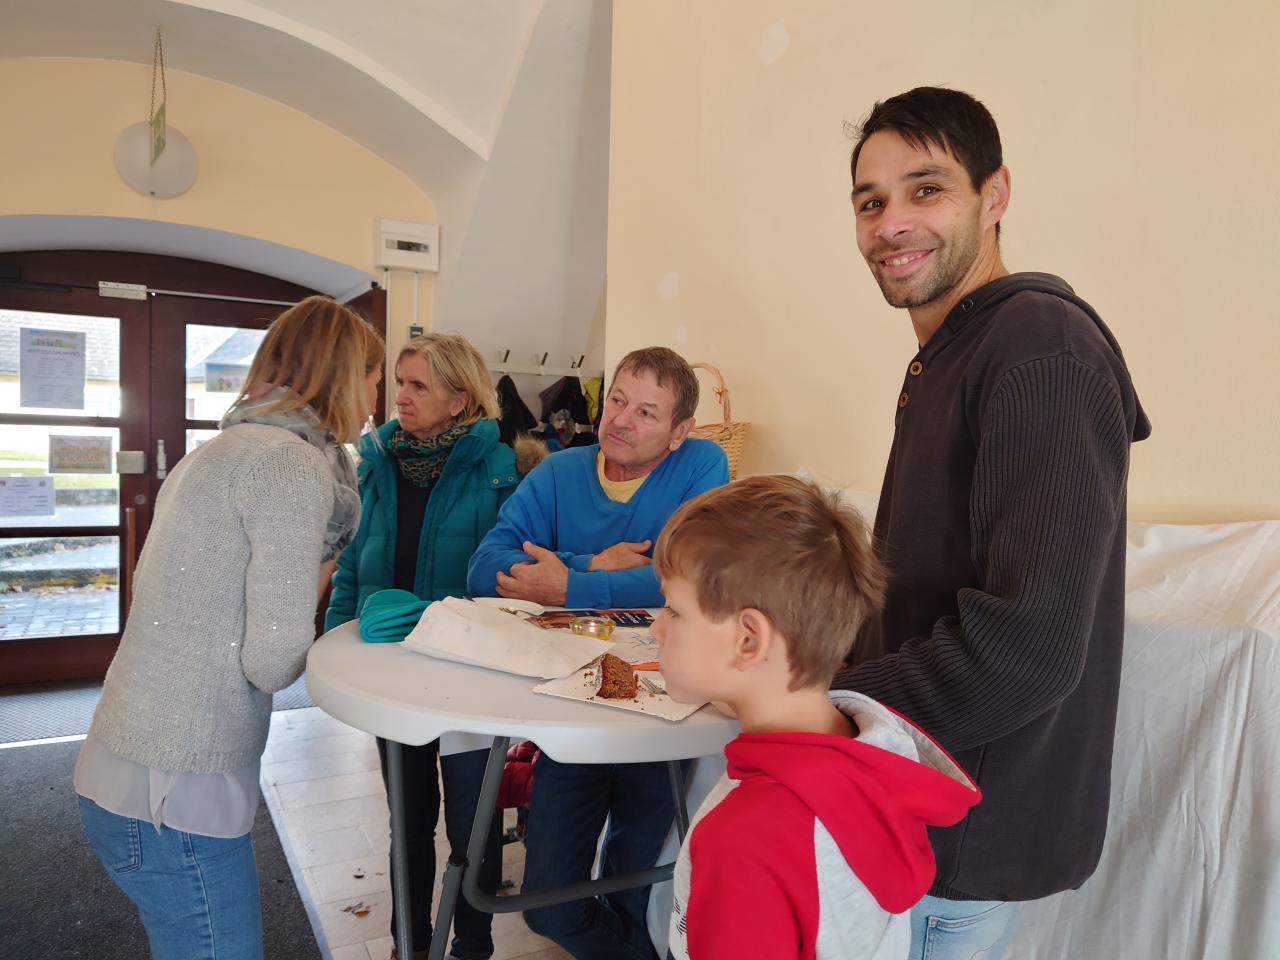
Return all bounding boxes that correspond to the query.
[220,388,360,562]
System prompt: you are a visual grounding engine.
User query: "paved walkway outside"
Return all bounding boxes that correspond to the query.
[0,503,119,528]
[0,543,116,572]
[0,587,118,640]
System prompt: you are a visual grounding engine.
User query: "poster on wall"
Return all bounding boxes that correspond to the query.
[205,362,250,394]
[49,436,114,474]
[20,328,86,410]
[0,476,57,518]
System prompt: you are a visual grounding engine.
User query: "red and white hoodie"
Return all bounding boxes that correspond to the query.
[668,691,980,960]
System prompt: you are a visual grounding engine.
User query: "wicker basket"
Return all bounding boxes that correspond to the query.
[689,362,750,479]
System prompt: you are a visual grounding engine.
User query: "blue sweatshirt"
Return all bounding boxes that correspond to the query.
[466,440,729,608]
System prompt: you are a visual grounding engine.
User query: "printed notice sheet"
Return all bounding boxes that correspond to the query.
[20,328,86,410]
[49,436,114,474]
[0,476,57,517]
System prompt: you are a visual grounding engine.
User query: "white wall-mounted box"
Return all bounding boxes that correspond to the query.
[376,218,440,272]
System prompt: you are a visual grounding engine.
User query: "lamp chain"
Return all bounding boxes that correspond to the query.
[150,29,166,121]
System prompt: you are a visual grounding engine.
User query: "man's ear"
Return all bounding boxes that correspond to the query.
[983,165,1011,232]
[732,608,777,672]
[668,416,696,451]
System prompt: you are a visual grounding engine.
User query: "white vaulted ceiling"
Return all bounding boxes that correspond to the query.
[0,0,612,358]
[0,0,544,198]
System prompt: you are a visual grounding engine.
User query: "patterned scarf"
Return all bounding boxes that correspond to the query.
[389,422,468,489]
[220,387,360,562]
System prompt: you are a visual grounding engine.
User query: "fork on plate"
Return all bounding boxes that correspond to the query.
[637,674,666,696]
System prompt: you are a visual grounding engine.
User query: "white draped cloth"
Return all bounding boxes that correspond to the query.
[1009,517,1280,958]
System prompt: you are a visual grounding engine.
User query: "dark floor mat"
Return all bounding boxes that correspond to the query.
[270,674,317,712]
[0,679,104,743]
[0,739,322,960]
[0,674,315,744]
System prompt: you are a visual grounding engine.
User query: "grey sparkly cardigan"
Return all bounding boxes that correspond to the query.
[90,423,333,774]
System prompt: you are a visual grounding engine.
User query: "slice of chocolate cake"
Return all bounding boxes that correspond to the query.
[596,653,638,700]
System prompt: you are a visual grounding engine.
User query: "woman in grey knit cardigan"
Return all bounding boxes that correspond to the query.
[74,296,385,960]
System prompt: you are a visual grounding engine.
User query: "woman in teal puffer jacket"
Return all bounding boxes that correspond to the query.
[324,332,542,960]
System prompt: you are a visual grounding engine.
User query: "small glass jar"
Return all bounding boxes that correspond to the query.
[568,616,615,642]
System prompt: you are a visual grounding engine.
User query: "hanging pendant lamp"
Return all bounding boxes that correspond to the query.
[113,29,198,198]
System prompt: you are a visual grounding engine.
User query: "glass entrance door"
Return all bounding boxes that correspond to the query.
[0,287,149,681]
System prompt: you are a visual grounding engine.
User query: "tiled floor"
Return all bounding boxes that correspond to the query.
[261,707,570,960]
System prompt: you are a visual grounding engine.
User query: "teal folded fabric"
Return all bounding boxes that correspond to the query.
[358,589,431,643]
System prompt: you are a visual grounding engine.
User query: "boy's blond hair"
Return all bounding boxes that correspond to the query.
[655,474,886,690]
[235,295,384,442]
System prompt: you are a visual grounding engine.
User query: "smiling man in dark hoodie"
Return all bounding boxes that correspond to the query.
[835,87,1152,960]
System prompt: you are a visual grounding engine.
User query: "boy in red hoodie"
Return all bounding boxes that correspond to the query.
[651,475,981,960]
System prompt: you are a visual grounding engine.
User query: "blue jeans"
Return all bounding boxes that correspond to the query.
[78,795,263,960]
[375,739,502,959]
[521,757,678,960]
[908,895,1020,960]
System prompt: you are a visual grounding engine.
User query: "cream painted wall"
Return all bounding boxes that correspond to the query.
[0,57,435,363]
[607,0,1280,523]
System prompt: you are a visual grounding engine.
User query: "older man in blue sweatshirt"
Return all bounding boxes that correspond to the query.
[468,346,728,960]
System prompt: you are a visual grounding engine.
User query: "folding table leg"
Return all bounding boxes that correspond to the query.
[430,736,510,960]
[385,739,414,959]
[460,748,682,914]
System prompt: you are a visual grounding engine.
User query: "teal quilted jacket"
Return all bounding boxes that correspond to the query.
[323,418,520,630]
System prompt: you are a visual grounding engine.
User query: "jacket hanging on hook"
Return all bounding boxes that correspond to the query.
[496,374,539,446]
[538,376,596,451]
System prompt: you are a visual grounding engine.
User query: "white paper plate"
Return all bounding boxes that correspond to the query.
[532,638,706,722]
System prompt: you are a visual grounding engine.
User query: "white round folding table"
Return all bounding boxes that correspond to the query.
[306,621,738,960]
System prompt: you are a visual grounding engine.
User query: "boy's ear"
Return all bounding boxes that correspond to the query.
[732,608,777,672]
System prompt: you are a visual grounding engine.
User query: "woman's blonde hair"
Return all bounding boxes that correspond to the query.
[235,295,385,442]
[396,332,499,426]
